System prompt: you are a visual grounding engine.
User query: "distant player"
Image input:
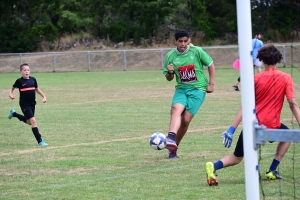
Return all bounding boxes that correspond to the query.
[163,29,215,159]
[8,63,48,146]
[252,32,264,73]
[205,44,300,185]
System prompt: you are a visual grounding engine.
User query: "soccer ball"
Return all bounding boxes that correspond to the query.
[150,132,167,150]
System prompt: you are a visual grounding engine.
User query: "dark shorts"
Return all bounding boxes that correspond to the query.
[21,106,35,120]
[233,123,289,157]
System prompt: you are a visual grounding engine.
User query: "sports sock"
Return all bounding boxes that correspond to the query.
[13,112,27,123]
[32,127,42,143]
[167,132,176,141]
[269,159,280,172]
[214,160,224,171]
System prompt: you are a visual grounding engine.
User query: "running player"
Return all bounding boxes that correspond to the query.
[163,29,215,159]
[8,63,48,146]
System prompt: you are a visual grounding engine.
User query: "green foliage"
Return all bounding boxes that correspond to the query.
[107,20,130,42]
[0,0,299,52]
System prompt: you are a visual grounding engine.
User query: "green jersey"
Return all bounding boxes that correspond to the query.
[163,45,213,91]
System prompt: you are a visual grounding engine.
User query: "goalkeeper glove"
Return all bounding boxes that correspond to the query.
[221,126,236,148]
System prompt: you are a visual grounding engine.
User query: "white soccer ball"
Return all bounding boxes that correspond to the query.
[150,132,167,150]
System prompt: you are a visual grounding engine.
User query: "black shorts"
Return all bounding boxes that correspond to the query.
[233,123,289,157]
[21,106,35,120]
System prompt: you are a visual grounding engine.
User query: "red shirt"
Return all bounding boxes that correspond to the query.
[255,68,294,128]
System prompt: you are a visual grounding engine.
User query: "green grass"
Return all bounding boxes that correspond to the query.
[0,68,300,200]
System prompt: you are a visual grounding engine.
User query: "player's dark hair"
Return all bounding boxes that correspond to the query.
[254,32,261,37]
[174,29,190,40]
[257,44,282,65]
[20,63,29,71]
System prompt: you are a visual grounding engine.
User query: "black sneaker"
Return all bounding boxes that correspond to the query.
[232,85,239,91]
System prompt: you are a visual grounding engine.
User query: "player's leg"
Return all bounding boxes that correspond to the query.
[166,88,186,152]
[167,103,185,159]
[266,123,290,179]
[254,58,262,73]
[257,66,261,73]
[206,130,244,185]
[176,111,193,145]
[23,106,48,146]
[232,77,240,91]
[176,88,206,145]
[8,109,27,123]
[167,103,185,150]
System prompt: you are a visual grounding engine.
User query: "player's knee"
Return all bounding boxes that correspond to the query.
[233,156,243,164]
[29,117,37,126]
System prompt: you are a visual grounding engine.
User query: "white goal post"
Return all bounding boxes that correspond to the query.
[236,1,260,200]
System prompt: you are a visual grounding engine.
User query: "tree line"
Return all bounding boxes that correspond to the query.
[0,0,299,53]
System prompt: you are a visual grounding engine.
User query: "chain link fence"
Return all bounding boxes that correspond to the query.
[0,44,299,73]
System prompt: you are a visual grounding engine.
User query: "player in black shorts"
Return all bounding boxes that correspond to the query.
[8,63,48,146]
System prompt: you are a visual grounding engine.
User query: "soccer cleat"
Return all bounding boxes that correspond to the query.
[168,149,178,159]
[232,85,239,91]
[38,140,48,147]
[265,170,282,180]
[8,109,15,119]
[166,137,177,151]
[205,162,218,186]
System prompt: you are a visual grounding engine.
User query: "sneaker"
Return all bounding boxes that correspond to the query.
[205,162,218,186]
[166,137,178,151]
[168,149,178,159]
[38,140,48,147]
[8,109,15,119]
[265,170,282,180]
[232,85,239,91]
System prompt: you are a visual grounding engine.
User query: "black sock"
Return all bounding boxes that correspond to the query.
[167,132,176,141]
[13,112,27,123]
[32,127,42,143]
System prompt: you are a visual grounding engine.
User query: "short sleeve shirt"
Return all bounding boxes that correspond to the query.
[255,68,294,128]
[252,39,264,59]
[13,76,38,106]
[163,46,213,91]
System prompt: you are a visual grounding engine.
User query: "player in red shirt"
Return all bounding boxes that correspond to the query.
[205,44,300,186]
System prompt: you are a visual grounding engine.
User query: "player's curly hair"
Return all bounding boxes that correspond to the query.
[174,29,190,40]
[257,44,283,65]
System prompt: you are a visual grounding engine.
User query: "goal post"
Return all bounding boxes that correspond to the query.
[236,1,260,200]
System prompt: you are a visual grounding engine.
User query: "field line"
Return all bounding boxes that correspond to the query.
[0,126,228,157]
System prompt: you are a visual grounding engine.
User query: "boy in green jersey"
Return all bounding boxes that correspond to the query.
[163,29,215,159]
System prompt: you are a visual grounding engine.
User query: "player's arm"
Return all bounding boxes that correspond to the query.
[222,107,242,148]
[165,63,175,81]
[287,98,300,127]
[36,88,47,103]
[206,62,215,93]
[9,87,16,100]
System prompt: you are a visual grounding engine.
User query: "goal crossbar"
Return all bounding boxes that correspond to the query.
[253,120,300,150]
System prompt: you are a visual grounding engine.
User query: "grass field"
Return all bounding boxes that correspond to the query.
[0,68,300,200]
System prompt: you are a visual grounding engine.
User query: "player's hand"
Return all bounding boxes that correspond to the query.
[206,83,214,93]
[221,126,236,148]
[9,94,15,100]
[167,63,174,74]
[42,97,47,103]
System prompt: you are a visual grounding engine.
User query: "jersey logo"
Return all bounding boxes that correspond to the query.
[22,84,26,86]
[190,54,195,60]
[174,58,180,64]
[178,64,198,83]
